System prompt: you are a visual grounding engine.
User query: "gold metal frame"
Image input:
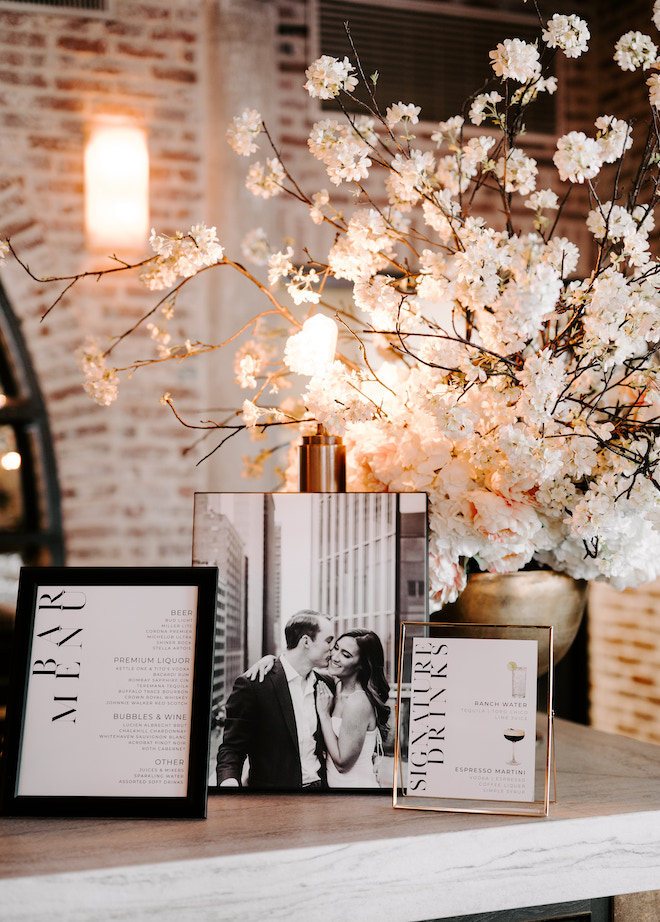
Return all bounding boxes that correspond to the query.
[393,621,554,817]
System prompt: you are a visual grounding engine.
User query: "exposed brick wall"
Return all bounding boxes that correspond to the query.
[1,0,659,745]
[589,580,660,745]
[0,0,210,567]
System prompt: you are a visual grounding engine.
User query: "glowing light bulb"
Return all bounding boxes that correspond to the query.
[1,451,21,471]
[301,313,338,370]
[284,314,339,376]
[84,122,149,252]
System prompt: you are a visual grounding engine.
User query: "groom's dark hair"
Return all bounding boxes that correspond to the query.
[285,610,326,649]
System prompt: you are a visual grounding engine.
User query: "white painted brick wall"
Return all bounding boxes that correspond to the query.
[589,581,660,744]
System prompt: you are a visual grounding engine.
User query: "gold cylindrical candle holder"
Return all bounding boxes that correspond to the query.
[298,426,346,492]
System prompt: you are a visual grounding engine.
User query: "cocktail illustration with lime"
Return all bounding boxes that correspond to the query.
[507,661,527,698]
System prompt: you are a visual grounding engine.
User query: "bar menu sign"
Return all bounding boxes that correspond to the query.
[2,567,217,818]
[17,583,198,797]
[407,636,539,803]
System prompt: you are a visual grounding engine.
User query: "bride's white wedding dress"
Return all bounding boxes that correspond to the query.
[325,715,380,788]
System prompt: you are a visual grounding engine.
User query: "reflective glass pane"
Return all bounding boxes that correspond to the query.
[0,426,23,531]
[0,552,22,608]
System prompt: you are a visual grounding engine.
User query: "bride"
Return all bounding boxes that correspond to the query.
[316,629,390,788]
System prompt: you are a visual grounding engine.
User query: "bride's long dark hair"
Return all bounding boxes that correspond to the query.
[339,629,390,735]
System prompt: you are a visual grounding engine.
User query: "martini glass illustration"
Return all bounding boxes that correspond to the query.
[504,728,525,766]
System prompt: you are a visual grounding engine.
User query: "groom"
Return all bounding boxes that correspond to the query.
[216,610,335,790]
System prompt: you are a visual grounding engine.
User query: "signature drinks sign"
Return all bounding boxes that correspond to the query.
[407,637,537,802]
[2,567,217,818]
[395,622,554,817]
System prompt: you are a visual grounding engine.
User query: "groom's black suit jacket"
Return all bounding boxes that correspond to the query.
[216,658,333,790]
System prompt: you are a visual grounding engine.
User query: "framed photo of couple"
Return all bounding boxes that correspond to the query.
[192,492,429,794]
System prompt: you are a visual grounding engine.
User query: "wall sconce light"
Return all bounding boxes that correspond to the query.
[84,122,149,253]
[1,451,21,471]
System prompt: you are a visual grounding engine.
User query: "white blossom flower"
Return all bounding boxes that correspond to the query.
[245,157,285,198]
[0,240,8,260]
[542,14,590,58]
[308,119,372,185]
[654,0,660,31]
[77,339,118,407]
[632,204,655,237]
[328,235,386,283]
[353,275,403,328]
[332,139,372,184]
[140,224,224,291]
[385,102,421,129]
[226,108,262,156]
[242,399,263,427]
[235,353,260,389]
[614,31,658,71]
[463,136,496,171]
[234,335,275,390]
[352,115,379,147]
[434,154,465,196]
[430,115,464,146]
[553,131,603,183]
[454,232,508,310]
[308,118,342,158]
[622,231,651,267]
[422,192,459,244]
[511,75,557,108]
[489,38,541,83]
[267,247,294,286]
[545,237,579,276]
[386,149,436,207]
[595,115,633,163]
[309,189,330,225]
[241,227,271,266]
[468,91,502,126]
[525,189,559,212]
[496,148,538,195]
[429,555,467,606]
[305,364,378,430]
[287,268,322,305]
[346,208,394,253]
[585,207,607,241]
[304,55,358,98]
[586,202,635,241]
[146,323,171,347]
[647,72,660,107]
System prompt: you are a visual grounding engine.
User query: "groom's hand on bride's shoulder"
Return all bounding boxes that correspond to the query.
[243,653,277,682]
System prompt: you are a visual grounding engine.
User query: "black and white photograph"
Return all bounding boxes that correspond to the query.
[192,492,428,793]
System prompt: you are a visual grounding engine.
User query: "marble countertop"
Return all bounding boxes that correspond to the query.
[1,719,660,921]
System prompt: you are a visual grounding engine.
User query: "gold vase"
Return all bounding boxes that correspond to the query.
[435,570,588,675]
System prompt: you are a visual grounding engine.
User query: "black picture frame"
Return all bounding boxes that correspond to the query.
[1,566,218,818]
[192,492,429,793]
